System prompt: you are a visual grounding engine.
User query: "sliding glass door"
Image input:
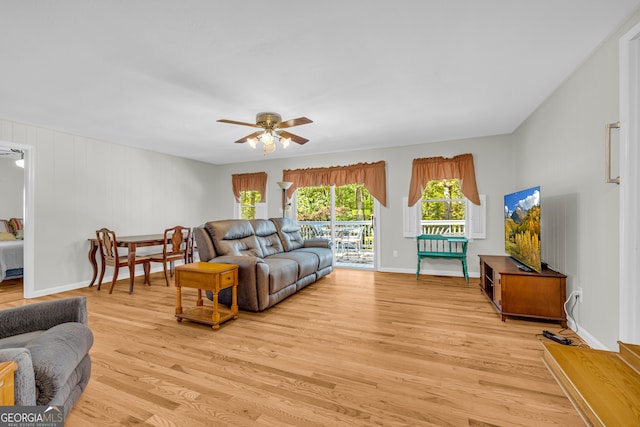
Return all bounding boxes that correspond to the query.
[295,184,376,269]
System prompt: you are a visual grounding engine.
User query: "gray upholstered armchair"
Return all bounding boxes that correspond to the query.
[0,297,93,416]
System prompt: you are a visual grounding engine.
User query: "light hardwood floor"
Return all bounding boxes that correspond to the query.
[0,270,585,426]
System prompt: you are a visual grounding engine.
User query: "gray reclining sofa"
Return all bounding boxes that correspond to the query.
[194,218,333,311]
[0,296,93,416]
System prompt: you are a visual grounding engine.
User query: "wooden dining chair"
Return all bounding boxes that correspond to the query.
[95,228,151,294]
[149,226,191,286]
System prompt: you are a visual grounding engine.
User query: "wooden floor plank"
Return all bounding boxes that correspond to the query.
[0,270,585,426]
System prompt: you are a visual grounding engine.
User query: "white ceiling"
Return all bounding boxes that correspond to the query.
[1,1,639,165]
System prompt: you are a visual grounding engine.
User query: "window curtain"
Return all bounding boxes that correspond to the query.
[282,161,387,206]
[407,153,480,206]
[231,172,267,203]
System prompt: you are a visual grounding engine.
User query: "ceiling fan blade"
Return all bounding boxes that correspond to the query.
[234,131,263,144]
[279,130,309,145]
[217,119,261,128]
[277,117,313,129]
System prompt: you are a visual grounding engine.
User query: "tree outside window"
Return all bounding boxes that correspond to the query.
[421,179,466,234]
[239,190,262,220]
[296,184,374,221]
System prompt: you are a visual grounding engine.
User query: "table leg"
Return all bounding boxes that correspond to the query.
[212,291,220,330]
[128,243,136,294]
[175,285,183,322]
[88,240,99,287]
[231,283,238,320]
[196,289,203,306]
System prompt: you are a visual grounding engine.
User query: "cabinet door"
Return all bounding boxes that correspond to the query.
[493,272,502,309]
[501,275,564,318]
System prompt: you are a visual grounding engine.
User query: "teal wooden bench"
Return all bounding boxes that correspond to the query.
[416,234,469,282]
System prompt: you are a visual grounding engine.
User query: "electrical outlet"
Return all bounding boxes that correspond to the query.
[576,287,583,302]
[393,250,398,257]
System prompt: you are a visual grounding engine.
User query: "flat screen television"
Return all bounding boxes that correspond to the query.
[504,186,541,272]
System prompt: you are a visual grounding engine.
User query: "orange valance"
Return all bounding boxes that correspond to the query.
[231,172,267,203]
[407,153,480,206]
[282,161,387,207]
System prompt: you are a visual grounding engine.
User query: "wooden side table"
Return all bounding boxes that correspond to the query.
[174,262,239,330]
[0,361,17,405]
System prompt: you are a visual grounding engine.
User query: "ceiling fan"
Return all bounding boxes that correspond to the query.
[0,148,22,158]
[0,149,24,167]
[217,112,313,154]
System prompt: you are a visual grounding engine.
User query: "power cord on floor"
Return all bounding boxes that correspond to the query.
[535,292,585,347]
[563,291,579,334]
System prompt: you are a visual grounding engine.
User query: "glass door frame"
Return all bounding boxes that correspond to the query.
[292,184,378,271]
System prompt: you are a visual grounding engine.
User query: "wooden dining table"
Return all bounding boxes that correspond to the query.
[88,234,167,294]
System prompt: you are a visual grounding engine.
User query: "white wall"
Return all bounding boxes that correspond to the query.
[0,119,219,294]
[512,8,640,350]
[0,157,24,219]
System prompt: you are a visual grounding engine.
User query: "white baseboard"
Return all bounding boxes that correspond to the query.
[566,318,609,350]
[377,266,479,279]
[25,264,170,298]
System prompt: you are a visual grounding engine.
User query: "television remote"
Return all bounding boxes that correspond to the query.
[543,330,572,345]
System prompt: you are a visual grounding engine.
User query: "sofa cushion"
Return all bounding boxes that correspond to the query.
[251,219,285,256]
[0,330,44,349]
[270,218,305,251]
[270,251,319,279]
[25,322,94,406]
[206,220,263,257]
[296,247,334,270]
[262,258,298,294]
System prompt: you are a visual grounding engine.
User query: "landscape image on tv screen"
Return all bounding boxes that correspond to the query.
[504,186,541,272]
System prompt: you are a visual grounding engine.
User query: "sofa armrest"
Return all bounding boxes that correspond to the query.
[211,255,264,267]
[0,297,88,339]
[193,226,216,262]
[304,238,333,249]
[0,348,36,406]
[206,256,268,312]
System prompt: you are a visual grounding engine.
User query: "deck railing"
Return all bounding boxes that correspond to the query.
[420,220,465,236]
[298,220,374,249]
[298,220,465,245]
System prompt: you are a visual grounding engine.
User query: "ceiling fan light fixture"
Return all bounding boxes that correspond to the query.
[260,130,273,144]
[265,143,276,154]
[218,112,312,156]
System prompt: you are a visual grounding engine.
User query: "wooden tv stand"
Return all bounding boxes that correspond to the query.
[478,255,567,327]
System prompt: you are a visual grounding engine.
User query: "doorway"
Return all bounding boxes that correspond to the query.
[619,21,640,344]
[0,141,33,299]
[294,184,377,270]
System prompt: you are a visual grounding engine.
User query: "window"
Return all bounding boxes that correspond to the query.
[231,172,267,219]
[420,179,466,236]
[235,190,266,220]
[403,180,485,239]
